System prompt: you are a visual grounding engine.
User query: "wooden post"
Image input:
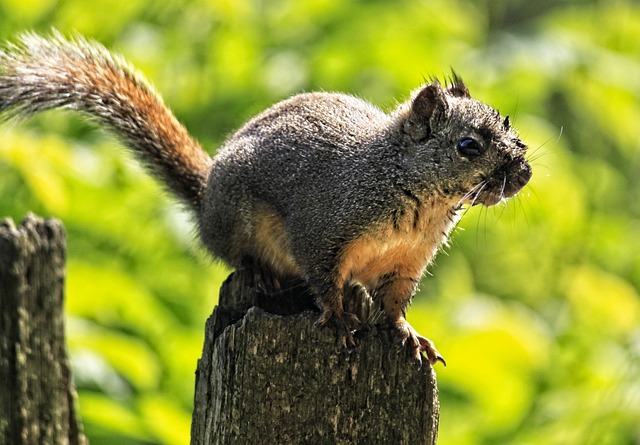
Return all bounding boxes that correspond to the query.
[191,270,440,445]
[0,214,87,445]
[0,213,439,444]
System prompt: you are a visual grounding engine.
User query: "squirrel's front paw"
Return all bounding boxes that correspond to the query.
[315,310,362,351]
[393,319,446,368]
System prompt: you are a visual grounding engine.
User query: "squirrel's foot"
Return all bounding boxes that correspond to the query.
[254,268,281,293]
[243,258,282,293]
[315,310,362,351]
[393,319,446,368]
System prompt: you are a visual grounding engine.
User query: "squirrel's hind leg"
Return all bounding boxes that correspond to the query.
[376,275,446,367]
[241,257,282,293]
[311,279,362,351]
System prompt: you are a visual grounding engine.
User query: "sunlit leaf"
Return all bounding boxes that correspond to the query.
[69,325,162,391]
[563,266,640,338]
[1,1,639,444]
[78,392,151,442]
[138,394,192,445]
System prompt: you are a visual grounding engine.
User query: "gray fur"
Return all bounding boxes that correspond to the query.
[0,33,531,361]
[201,86,531,274]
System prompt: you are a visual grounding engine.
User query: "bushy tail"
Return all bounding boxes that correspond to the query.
[0,31,212,212]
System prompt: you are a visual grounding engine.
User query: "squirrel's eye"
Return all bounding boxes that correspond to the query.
[456,137,485,159]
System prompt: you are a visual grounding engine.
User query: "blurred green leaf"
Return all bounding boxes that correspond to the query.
[69,325,162,392]
[138,394,192,445]
[66,262,177,339]
[2,0,639,444]
[78,392,151,444]
[563,266,639,338]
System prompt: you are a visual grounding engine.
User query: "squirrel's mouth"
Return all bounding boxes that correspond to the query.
[468,160,532,207]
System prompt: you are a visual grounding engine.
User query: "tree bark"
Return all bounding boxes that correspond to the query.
[0,213,439,445]
[191,270,440,445]
[0,214,87,445]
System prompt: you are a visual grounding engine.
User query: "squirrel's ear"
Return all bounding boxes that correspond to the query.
[412,83,447,120]
[405,83,448,141]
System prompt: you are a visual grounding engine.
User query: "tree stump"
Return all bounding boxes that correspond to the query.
[0,214,87,445]
[191,270,440,445]
[0,213,439,444]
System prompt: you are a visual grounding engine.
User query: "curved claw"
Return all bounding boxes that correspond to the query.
[393,319,446,368]
[315,310,362,351]
[416,335,447,367]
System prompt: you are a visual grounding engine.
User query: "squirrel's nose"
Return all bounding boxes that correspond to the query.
[515,161,532,188]
[503,160,532,198]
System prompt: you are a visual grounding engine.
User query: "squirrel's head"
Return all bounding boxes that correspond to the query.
[401,75,532,207]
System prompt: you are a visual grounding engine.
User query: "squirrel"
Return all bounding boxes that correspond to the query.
[0,32,531,367]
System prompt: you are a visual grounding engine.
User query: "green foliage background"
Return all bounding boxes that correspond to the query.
[1,0,639,443]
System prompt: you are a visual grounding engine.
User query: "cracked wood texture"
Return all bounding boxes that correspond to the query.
[0,214,87,445]
[0,213,439,444]
[191,270,440,445]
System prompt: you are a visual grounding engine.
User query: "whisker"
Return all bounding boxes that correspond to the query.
[517,195,530,230]
[455,181,486,212]
[495,195,509,221]
[528,150,549,164]
[527,127,562,164]
[267,278,312,296]
[469,181,488,207]
[456,183,482,211]
[483,200,490,245]
[554,126,564,145]
[459,181,484,202]
[523,183,541,205]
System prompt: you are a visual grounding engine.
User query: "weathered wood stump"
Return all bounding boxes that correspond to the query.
[0,214,439,445]
[0,214,87,445]
[191,269,440,445]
